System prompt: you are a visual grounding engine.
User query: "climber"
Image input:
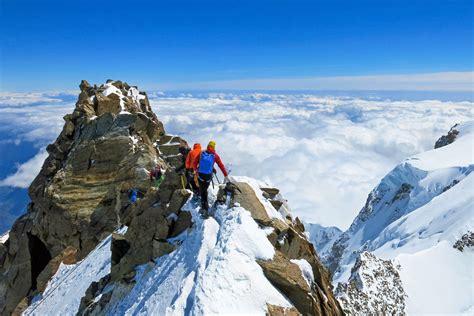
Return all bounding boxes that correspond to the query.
[129,189,138,203]
[193,140,229,214]
[149,164,165,188]
[185,143,202,194]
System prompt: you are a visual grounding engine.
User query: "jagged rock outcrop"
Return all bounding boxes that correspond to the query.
[335,252,407,315]
[0,80,188,315]
[453,231,474,252]
[1,80,343,316]
[434,124,459,148]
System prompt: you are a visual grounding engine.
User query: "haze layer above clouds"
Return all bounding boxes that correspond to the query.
[0,91,472,229]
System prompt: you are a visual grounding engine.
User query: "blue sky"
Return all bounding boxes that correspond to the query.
[1,0,473,91]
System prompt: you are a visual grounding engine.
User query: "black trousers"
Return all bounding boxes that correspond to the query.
[198,172,212,210]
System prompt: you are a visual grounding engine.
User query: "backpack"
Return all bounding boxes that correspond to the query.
[130,189,137,203]
[198,151,215,175]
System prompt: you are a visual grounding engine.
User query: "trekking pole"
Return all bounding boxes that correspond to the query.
[214,172,221,184]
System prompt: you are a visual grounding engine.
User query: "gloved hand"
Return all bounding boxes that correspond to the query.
[224,176,230,183]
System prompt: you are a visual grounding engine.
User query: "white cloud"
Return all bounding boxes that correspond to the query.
[0,149,48,188]
[153,71,474,91]
[0,94,74,143]
[0,90,473,230]
[150,93,474,229]
[0,91,77,106]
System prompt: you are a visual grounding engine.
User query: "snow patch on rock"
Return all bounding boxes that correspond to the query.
[0,231,9,244]
[290,259,315,287]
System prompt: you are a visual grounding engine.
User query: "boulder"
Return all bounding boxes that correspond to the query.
[233,182,272,225]
[258,251,319,316]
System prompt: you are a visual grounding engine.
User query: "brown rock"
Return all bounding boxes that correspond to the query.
[267,304,301,316]
[258,251,316,315]
[233,182,272,225]
[96,93,121,116]
[168,211,193,238]
[261,187,280,198]
[270,199,283,210]
[258,251,343,316]
[159,143,181,156]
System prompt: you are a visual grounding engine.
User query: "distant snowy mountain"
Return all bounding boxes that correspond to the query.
[324,121,474,314]
[304,223,342,255]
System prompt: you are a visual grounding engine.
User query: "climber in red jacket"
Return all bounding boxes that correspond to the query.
[185,143,201,194]
[193,140,228,213]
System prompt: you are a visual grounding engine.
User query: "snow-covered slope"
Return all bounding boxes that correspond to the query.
[325,121,474,314]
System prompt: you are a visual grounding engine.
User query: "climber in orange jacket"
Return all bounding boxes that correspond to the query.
[185,143,201,193]
[193,140,229,212]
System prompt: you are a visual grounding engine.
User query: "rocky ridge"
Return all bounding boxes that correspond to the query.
[434,124,459,148]
[0,80,343,315]
[335,252,406,315]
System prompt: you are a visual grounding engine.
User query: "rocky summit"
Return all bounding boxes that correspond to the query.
[0,80,343,315]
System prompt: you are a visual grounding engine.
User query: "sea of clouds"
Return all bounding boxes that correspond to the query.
[0,91,472,230]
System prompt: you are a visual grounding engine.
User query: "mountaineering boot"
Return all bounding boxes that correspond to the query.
[191,193,200,203]
[200,206,209,219]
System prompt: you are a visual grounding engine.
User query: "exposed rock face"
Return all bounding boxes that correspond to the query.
[453,231,474,252]
[434,124,459,148]
[335,252,407,315]
[110,187,192,281]
[0,80,188,315]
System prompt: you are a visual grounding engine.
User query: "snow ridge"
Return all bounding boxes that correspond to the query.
[105,197,291,315]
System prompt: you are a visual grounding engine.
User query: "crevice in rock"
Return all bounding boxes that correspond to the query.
[27,233,52,291]
[111,238,130,266]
